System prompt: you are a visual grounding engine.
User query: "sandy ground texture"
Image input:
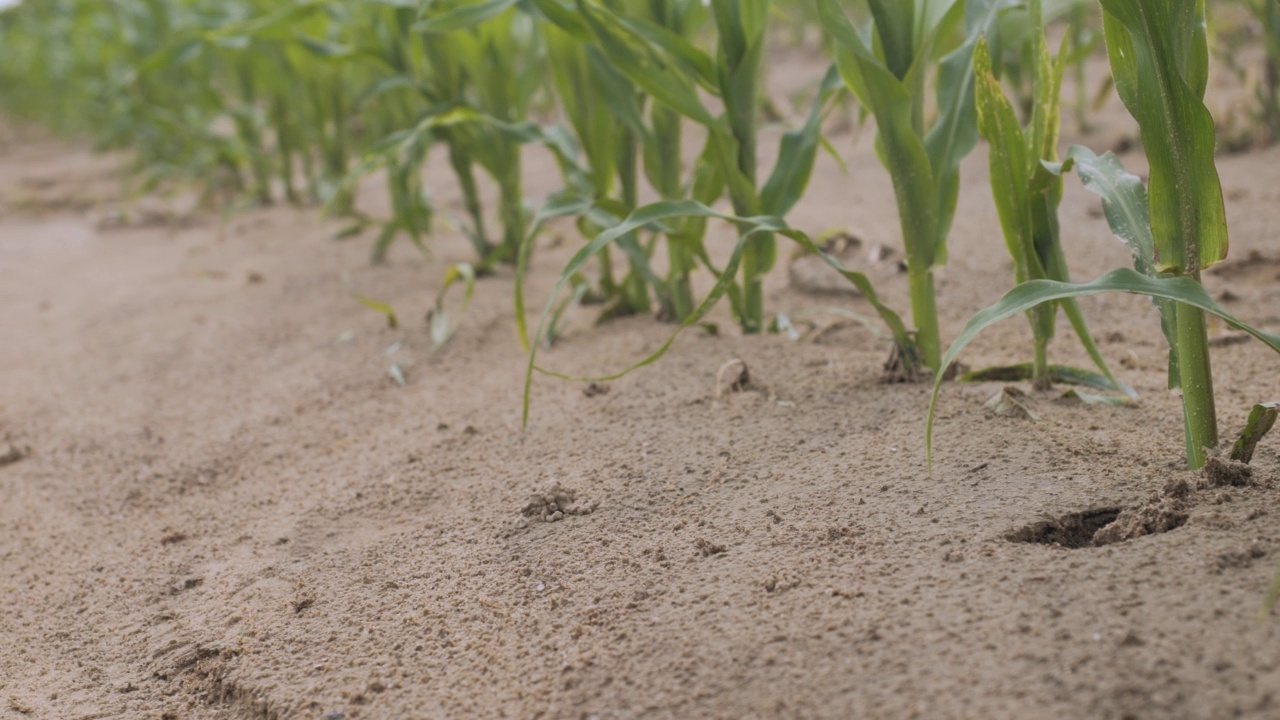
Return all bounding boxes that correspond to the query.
[3,46,1280,720]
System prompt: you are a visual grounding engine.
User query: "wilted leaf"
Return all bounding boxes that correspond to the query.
[355,295,399,330]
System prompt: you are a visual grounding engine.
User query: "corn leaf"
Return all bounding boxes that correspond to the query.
[354,295,399,330]
[1098,0,1227,274]
[515,192,594,352]
[760,64,842,217]
[1231,402,1279,464]
[413,0,524,34]
[429,263,477,350]
[522,200,914,426]
[960,364,1135,400]
[1050,145,1180,387]
[927,269,1280,468]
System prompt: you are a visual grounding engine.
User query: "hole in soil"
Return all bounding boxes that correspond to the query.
[1005,505,1189,549]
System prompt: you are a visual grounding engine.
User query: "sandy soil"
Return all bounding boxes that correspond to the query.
[2,45,1280,720]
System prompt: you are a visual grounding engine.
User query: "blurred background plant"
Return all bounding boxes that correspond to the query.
[1211,0,1280,148]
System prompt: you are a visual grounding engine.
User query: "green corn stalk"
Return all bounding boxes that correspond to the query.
[1100,0,1228,468]
[928,3,1279,471]
[928,148,1280,469]
[540,0,717,323]
[971,1,1123,396]
[544,17,653,318]
[817,0,1016,373]
[533,0,831,334]
[993,0,1094,123]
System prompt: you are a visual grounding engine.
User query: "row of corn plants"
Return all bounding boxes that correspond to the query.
[1,0,1277,473]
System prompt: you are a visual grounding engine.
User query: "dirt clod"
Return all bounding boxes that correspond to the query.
[695,538,726,557]
[0,442,27,467]
[1211,543,1268,572]
[985,386,1035,420]
[521,483,597,523]
[1006,508,1123,548]
[1201,456,1254,488]
[1092,495,1189,546]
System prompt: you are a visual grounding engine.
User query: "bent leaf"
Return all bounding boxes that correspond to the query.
[1231,402,1279,464]
[960,363,1136,400]
[927,268,1280,468]
[354,295,399,330]
[522,199,915,426]
[430,263,477,351]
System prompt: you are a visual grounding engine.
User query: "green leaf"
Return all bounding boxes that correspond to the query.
[575,0,717,127]
[522,200,914,426]
[413,0,523,34]
[760,64,840,216]
[974,38,1033,279]
[355,295,399,330]
[430,263,477,350]
[927,269,1280,468]
[1230,402,1279,464]
[961,363,1135,399]
[1098,0,1227,273]
[515,192,594,352]
[1056,146,1155,274]
[1053,145,1180,387]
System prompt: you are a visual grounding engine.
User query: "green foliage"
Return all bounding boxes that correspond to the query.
[529,0,838,335]
[520,199,914,426]
[1213,0,1280,145]
[972,0,1121,395]
[1100,0,1229,468]
[927,269,1280,468]
[4,0,1276,482]
[816,0,1015,372]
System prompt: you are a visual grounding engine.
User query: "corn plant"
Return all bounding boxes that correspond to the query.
[539,0,713,321]
[816,0,1016,374]
[969,0,1126,398]
[345,2,548,266]
[929,0,1280,471]
[532,0,827,335]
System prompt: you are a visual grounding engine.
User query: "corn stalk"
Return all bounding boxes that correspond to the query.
[971,0,1124,397]
[817,0,1017,373]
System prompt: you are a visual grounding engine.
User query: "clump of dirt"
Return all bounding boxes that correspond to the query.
[985,386,1036,420]
[1005,507,1123,548]
[0,441,27,467]
[695,537,726,557]
[1200,455,1255,488]
[1092,491,1189,546]
[1210,542,1268,572]
[519,482,598,525]
[1008,479,1193,548]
